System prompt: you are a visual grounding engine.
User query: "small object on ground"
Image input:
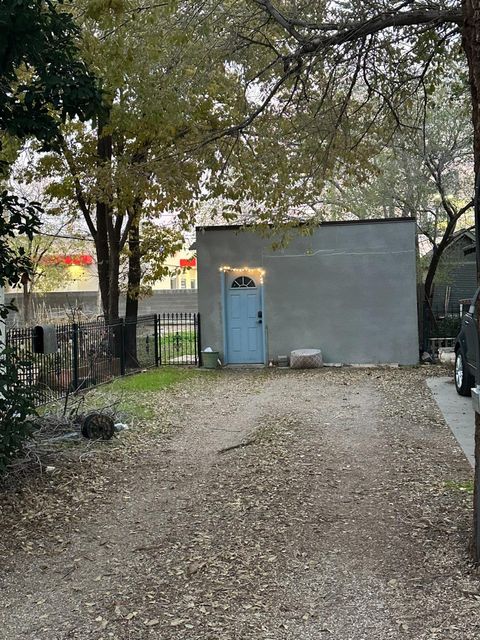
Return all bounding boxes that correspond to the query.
[438,348,455,365]
[290,349,323,369]
[114,422,130,432]
[421,351,434,364]
[44,432,82,444]
[81,412,115,440]
[202,350,220,369]
[218,438,256,454]
[277,355,289,368]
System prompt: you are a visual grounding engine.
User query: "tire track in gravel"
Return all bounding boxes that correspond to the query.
[0,370,300,639]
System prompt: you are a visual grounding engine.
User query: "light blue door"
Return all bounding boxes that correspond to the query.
[226,275,264,364]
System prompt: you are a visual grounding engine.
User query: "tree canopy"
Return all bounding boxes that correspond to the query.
[0,0,102,470]
[0,0,101,318]
[0,0,101,147]
[23,0,266,322]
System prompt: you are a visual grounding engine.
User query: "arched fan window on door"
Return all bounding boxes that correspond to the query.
[231,276,256,288]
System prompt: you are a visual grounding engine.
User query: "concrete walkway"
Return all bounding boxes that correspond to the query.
[427,376,475,468]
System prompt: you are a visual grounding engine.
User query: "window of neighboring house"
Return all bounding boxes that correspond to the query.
[190,279,196,289]
[181,278,187,289]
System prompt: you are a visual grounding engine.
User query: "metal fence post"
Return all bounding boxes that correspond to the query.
[153,314,160,367]
[72,323,79,391]
[196,313,201,367]
[119,319,126,376]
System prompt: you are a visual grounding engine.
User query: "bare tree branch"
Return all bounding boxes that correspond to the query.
[259,6,463,58]
[58,135,97,240]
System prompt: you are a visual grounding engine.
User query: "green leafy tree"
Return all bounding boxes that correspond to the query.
[27,0,376,328]
[0,0,101,147]
[26,0,248,325]
[0,0,102,471]
[0,0,101,313]
[324,85,474,319]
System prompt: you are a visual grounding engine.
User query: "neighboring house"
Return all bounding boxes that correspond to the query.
[41,253,98,292]
[196,218,418,365]
[171,257,197,290]
[5,245,199,325]
[6,247,198,297]
[5,252,98,295]
[41,248,198,292]
[156,252,197,290]
[430,229,476,315]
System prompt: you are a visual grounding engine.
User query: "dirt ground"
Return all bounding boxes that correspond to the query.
[0,367,479,640]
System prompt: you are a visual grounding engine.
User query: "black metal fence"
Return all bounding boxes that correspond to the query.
[420,298,464,353]
[6,313,201,406]
[157,312,201,365]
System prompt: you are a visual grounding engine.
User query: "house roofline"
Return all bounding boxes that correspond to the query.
[447,228,476,243]
[195,217,416,232]
[427,228,476,257]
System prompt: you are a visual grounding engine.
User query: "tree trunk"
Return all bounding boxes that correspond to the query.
[124,215,141,368]
[21,274,31,327]
[462,0,480,563]
[420,217,460,352]
[94,114,124,369]
[463,2,480,177]
[95,221,110,320]
[123,143,148,368]
[108,245,120,323]
[125,217,141,322]
[423,217,459,306]
[95,115,119,323]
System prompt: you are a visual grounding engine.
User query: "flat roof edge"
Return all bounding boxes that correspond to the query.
[196,217,415,231]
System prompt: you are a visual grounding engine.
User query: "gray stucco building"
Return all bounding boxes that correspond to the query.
[196,218,418,365]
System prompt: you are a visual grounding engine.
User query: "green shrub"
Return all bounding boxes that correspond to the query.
[429,315,462,338]
[0,348,37,473]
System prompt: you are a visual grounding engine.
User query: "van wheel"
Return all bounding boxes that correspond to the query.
[455,350,474,396]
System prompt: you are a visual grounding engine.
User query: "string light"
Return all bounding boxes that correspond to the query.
[219,266,265,283]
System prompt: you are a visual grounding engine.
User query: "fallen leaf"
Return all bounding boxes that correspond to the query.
[170,618,185,626]
[145,618,160,626]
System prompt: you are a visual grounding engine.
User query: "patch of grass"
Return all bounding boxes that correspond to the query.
[444,479,474,494]
[108,367,197,392]
[158,331,197,364]
[36,367,207,429]
[117,399,156,421]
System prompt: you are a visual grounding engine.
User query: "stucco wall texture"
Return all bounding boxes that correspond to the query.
[196,219,418,365]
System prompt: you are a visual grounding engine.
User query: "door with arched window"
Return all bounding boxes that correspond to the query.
[225,273,264,364]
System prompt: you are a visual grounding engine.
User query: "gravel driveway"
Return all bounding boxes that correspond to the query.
[0,367,478,639]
